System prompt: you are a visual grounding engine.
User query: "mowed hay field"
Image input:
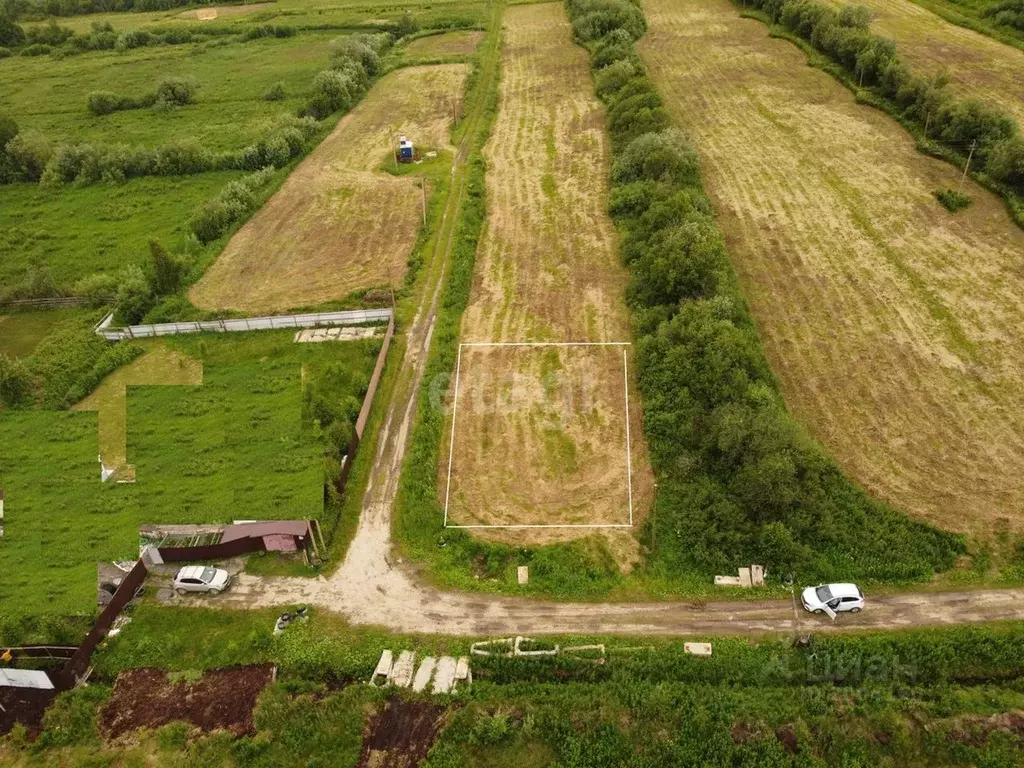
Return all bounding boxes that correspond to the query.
[640,0,1024,538]
[826,0,1024,125]
[189,64,467,314]
[403,30,485,57]
[441,3,652,555]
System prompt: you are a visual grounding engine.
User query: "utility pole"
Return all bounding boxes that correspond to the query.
[957,139,977,194]
[420,180,427,226]
[387,125,398,170]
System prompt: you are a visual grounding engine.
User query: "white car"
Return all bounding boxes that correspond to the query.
[173,566,231,596]
[801,583,864,617]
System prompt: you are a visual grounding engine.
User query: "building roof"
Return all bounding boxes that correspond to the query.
[220,520,309,543]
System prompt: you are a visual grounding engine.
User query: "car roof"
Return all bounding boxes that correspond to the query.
[176,565,208,580]
[826,583,861,597]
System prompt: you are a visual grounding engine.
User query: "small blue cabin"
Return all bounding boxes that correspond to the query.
[399,136,414,162]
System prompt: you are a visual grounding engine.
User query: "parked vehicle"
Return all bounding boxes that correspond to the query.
[173,566,231,596]
[801,583,864,617]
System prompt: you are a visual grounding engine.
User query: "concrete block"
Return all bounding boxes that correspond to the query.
[750,564,765,587]
[412,657,436,692]
[432,656,457,694]
[738,567,752,588]
[714,575,742,586]
[453,656,472,690]
[684,642,713,657]
[370,650,393,685]
[518,566,529,585]
[389,650,415,687]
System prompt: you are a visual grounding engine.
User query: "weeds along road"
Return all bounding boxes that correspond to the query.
[207,2,1024,637]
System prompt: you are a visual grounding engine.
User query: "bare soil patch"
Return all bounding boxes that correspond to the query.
[100,665,275,738]
[404,30,484,57]
[640,0,1024,537]
[438,3,652,559]
[825,0,1024,125]
[190,64,468,314]
[176,3,273,20]
[357,697,446,768]
[0,687,56,739]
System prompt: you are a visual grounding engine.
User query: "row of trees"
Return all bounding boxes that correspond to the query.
[4,0,240,20]
[302,33,392,120]
[748,0,1024,193]
[0,113,318,186]
[565,0,964,580]
[87,75,197,115]
[983,0,1024,33]
[0,13,294,58]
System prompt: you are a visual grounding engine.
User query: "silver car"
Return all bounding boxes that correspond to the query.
[173,566,231,596]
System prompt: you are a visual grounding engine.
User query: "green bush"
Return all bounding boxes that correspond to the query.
[190,166,274,243]
[262,82,286,101]
[115,28,152,51]
[154,76,198,107]
[20,42,51,55]
[72,271,119,306]
[935,188,972,212]
[5,129,52,180]
[0,45,12,58]
[114,263,154,324]
[0,16,25,47]
[25,19,73,46]
[0,354,34,408]
[568,0,646,42]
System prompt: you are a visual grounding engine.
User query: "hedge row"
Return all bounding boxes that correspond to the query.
[87,76,197,115]
[737,0,1024,219]
[564,0,964,581]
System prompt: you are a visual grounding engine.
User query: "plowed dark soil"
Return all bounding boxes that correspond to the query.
[357,697,446,768]
[100,665,275,738]
[0,687,56,738]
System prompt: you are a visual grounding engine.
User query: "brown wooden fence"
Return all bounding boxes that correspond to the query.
[333,314,395,498]
[52,560,148,690]
[156,536,266,562]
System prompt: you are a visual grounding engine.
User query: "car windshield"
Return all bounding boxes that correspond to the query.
[815,585,833,602]
[201,567,217,583]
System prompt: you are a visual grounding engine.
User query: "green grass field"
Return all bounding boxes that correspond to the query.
[0,330,379,616]
[0,33,339,149]
[0,308,93,358]
[0,172,241,288]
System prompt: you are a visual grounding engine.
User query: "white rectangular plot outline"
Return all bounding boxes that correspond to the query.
[443,341,635,529]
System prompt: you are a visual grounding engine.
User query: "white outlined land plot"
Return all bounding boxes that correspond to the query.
[443,343,634,529]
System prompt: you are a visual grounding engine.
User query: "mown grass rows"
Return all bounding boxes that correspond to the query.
[737,0,1024,225]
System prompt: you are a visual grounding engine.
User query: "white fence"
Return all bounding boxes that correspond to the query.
[95,308,392,341]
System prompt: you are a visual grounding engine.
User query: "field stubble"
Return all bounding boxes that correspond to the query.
[640,0,1024,539]
[439,3,652,563]
[189,64,468,314]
